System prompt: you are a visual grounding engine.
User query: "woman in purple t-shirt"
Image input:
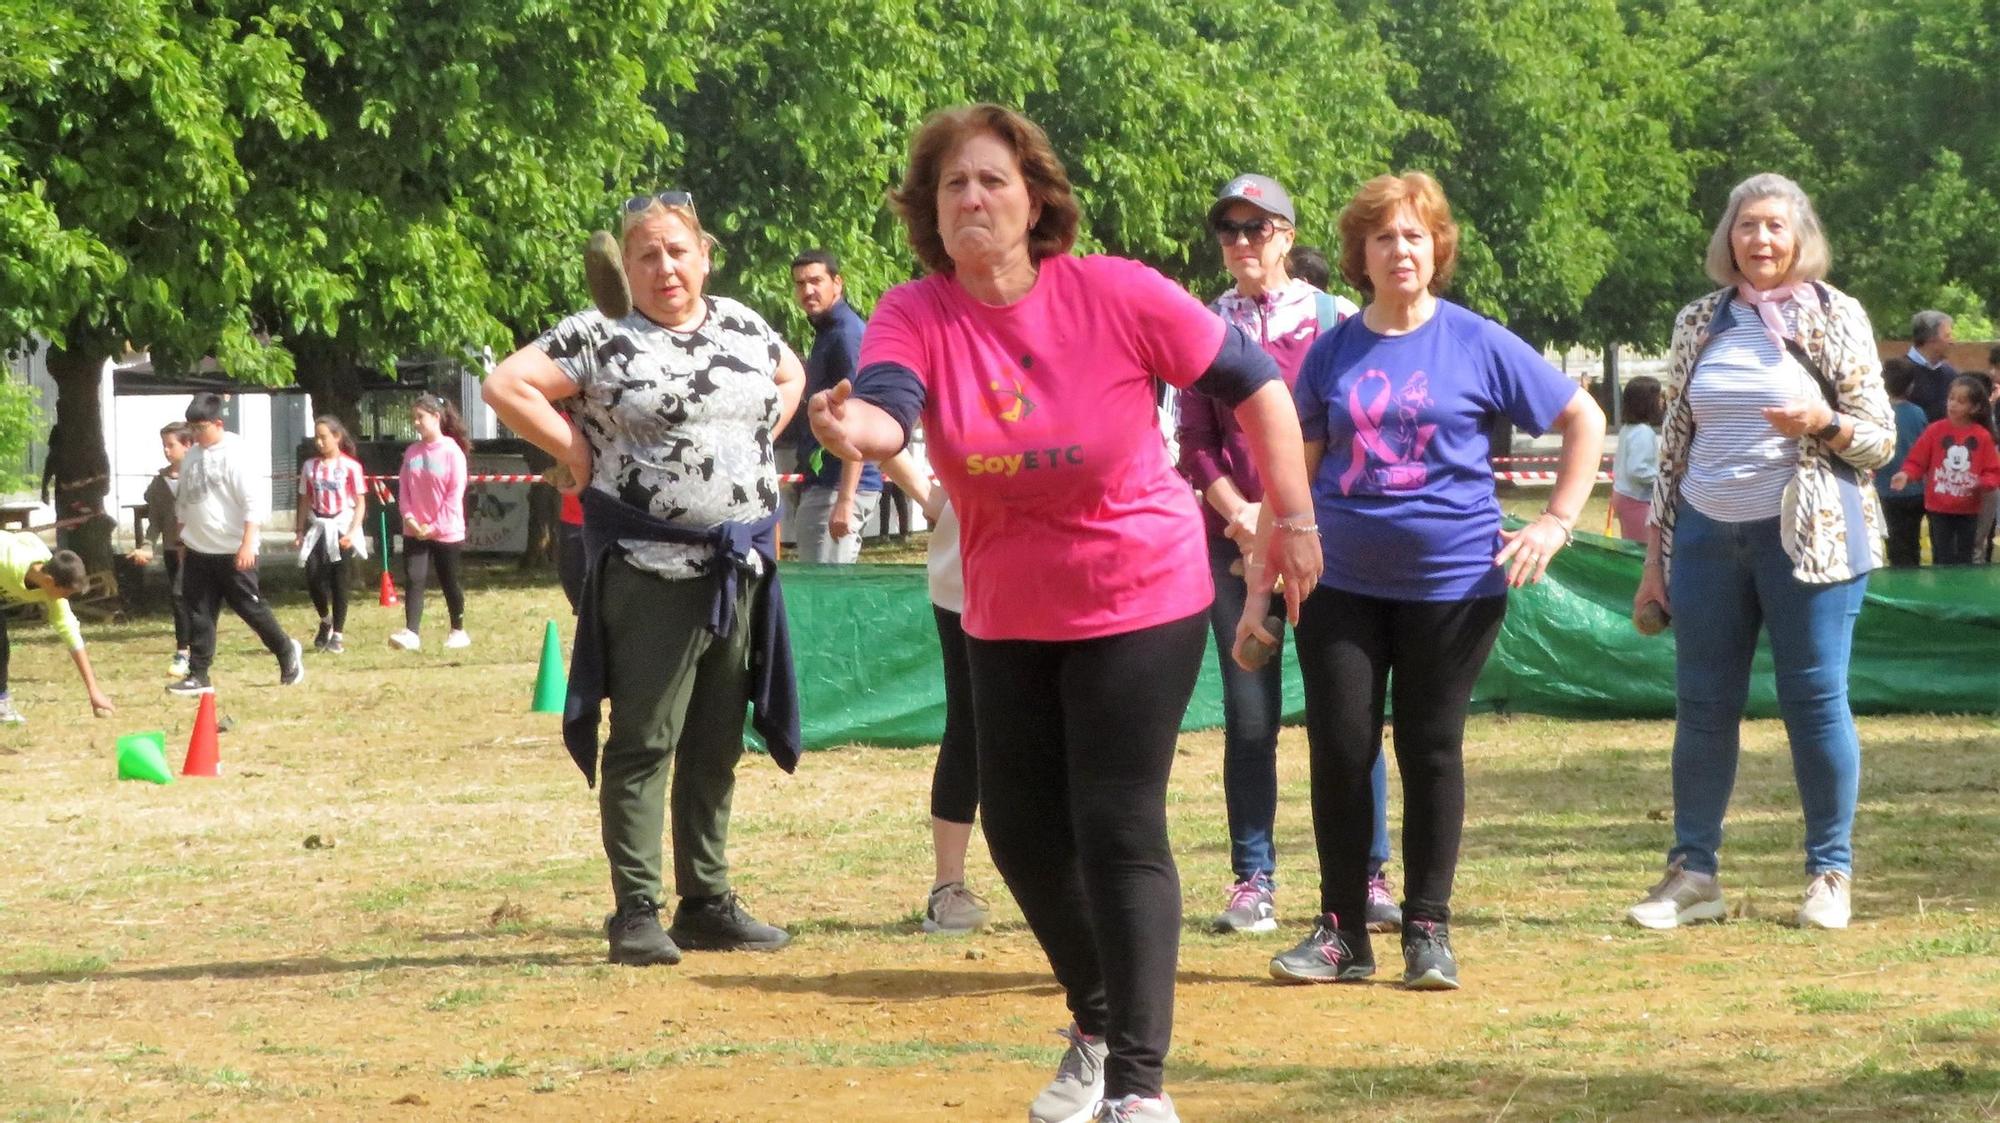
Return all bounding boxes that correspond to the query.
[1240,172,1604,992]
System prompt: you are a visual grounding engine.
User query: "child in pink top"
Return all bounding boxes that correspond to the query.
[391,394,472,650]
[295,415,368,652]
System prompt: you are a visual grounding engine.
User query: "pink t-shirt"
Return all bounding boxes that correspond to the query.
[861,254,1225,641]
[398,438,467,543]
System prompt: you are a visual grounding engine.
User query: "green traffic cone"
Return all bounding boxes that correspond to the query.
[116,731,174,785]
[532,619,567,714]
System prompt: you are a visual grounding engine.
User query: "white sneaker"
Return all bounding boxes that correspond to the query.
[444,629,472,650]
[388,629,421,651]
[1092,1094,1179,1122]
[169,651,191,678]
[1029,1024,1106,1123]
[1626,861,1727,929]
[1796,870,1852,930]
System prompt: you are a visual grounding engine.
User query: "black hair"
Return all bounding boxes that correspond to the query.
[313,414,358,457]
[184,393,226,425]
[1881,357,1916,401]
[1288,245,1331,291]
[44,549,88,592]
[1620,375,1664,427]
[413,393,472,454]
[791,248,841,276]
[1948,373,1993,426]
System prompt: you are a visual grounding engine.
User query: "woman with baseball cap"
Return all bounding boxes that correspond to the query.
[1179,174,1403,939]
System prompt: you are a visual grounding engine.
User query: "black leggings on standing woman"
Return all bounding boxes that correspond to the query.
[402,537,466,632]
[1292,587,1507,927]
[968,611,1206,1100]
[305,550,351,632]
[929,605,978,824]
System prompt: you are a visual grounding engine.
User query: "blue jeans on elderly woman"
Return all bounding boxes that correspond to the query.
[1205,539,1389,886]
[1665,504,1866,878]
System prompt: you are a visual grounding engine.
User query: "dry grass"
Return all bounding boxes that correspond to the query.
[1,564,1996,1121]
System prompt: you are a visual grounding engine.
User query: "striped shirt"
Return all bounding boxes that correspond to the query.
[1682,301,1818,523]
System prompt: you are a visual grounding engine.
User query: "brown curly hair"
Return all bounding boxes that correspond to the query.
[889,104,1080,276]
[1336,172,1460,298]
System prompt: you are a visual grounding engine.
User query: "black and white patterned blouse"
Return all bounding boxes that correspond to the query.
[535,297,784,578]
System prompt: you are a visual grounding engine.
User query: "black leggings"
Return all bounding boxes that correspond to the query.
[305,549,351,631]
[930,605,978,824]
[968,611,1206,1100]
[1293,587,1506,927]
[1929,512,1977,565]
[403,537,465,632]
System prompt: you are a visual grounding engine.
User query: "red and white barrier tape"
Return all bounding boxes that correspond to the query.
[1495,471,1614,483]
[363,473,545,485]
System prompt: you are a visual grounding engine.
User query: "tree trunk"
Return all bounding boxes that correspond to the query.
[44,338,117,573]
[289,335,365,433]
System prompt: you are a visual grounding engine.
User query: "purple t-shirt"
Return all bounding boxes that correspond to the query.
[1294,299,1576,601]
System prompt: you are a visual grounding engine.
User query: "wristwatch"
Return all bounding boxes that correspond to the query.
[1814,413,1843,441]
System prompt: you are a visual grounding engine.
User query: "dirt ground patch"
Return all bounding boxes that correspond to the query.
[2,570,1997,1121]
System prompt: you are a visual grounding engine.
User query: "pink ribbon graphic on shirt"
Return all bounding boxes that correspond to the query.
[1340,370,1436,494]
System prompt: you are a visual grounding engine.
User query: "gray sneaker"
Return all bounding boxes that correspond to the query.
[1626,860,1726,930]
[1213,876,1277,934]
[923,881,990,934]
[1029,1024,1106,1123]
[1365,873,1403,932]
[1401,919,1461,990]
[1091,1094,1180,1122]
[1269,913,1375,984]
[0,696,23,725]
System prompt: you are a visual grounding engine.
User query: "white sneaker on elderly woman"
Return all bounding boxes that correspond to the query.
[1796,870,1851,930]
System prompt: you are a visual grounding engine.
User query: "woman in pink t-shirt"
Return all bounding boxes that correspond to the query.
[390,394,471,651]
[811,104,1320,1123]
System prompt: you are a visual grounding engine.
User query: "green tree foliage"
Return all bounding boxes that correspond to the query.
[655,0,1407,337]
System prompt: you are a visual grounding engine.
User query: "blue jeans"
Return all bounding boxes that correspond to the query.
[1667,504,1866,877]
[1205,538,1389,882]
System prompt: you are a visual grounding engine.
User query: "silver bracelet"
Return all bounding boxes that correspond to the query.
[1539,509,1575,547]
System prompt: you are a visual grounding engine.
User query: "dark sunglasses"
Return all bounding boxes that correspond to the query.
[1212,216,1289,245]
[622,190,696,215]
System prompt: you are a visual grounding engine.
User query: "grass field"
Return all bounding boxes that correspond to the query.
[1,556,1996,1122]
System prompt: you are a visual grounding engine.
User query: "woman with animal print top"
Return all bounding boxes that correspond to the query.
[1626,173,1894,934]
[484,192,805,968]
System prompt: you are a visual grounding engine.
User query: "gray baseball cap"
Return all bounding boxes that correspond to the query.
[1209,173,1296,226]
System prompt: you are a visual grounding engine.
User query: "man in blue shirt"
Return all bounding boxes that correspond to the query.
[789,250,880,562]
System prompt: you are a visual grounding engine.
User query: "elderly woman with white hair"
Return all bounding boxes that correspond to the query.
[1627,173,1894,933]
[485,191,805,967]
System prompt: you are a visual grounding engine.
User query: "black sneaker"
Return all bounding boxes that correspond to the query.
[312,621,332,651]
[278,639,305,686]
[1268,913,1374,984]
[1401,919,1461,990]
[667,891,791,952]
[605,897,682,966]
[166,674,214,697]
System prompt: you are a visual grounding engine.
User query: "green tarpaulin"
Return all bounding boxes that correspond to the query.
[779,534,1999,750]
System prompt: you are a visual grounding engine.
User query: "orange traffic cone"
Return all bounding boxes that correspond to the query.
[379,570,401,607]
[182,693,220,777]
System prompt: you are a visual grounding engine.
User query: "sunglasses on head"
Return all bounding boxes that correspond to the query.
[1212,216,1288,245]
[622,190,696,215]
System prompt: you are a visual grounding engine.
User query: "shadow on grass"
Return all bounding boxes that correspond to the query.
[0,948,596,986]
[688,965,1257,1003]
[1182,1055,2000,1122]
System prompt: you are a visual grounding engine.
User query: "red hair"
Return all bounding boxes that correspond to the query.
[1336,172,1460,297]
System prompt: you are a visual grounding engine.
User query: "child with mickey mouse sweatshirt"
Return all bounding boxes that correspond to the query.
[1893,374,2000,565]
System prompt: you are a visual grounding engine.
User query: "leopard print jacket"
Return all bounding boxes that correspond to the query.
[1649,283,1895,584]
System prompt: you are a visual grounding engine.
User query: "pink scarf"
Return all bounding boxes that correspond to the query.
[1736,281,1801,354]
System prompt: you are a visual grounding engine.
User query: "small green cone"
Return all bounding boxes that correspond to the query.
[116,731,174,785]
[532,619,567,714]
